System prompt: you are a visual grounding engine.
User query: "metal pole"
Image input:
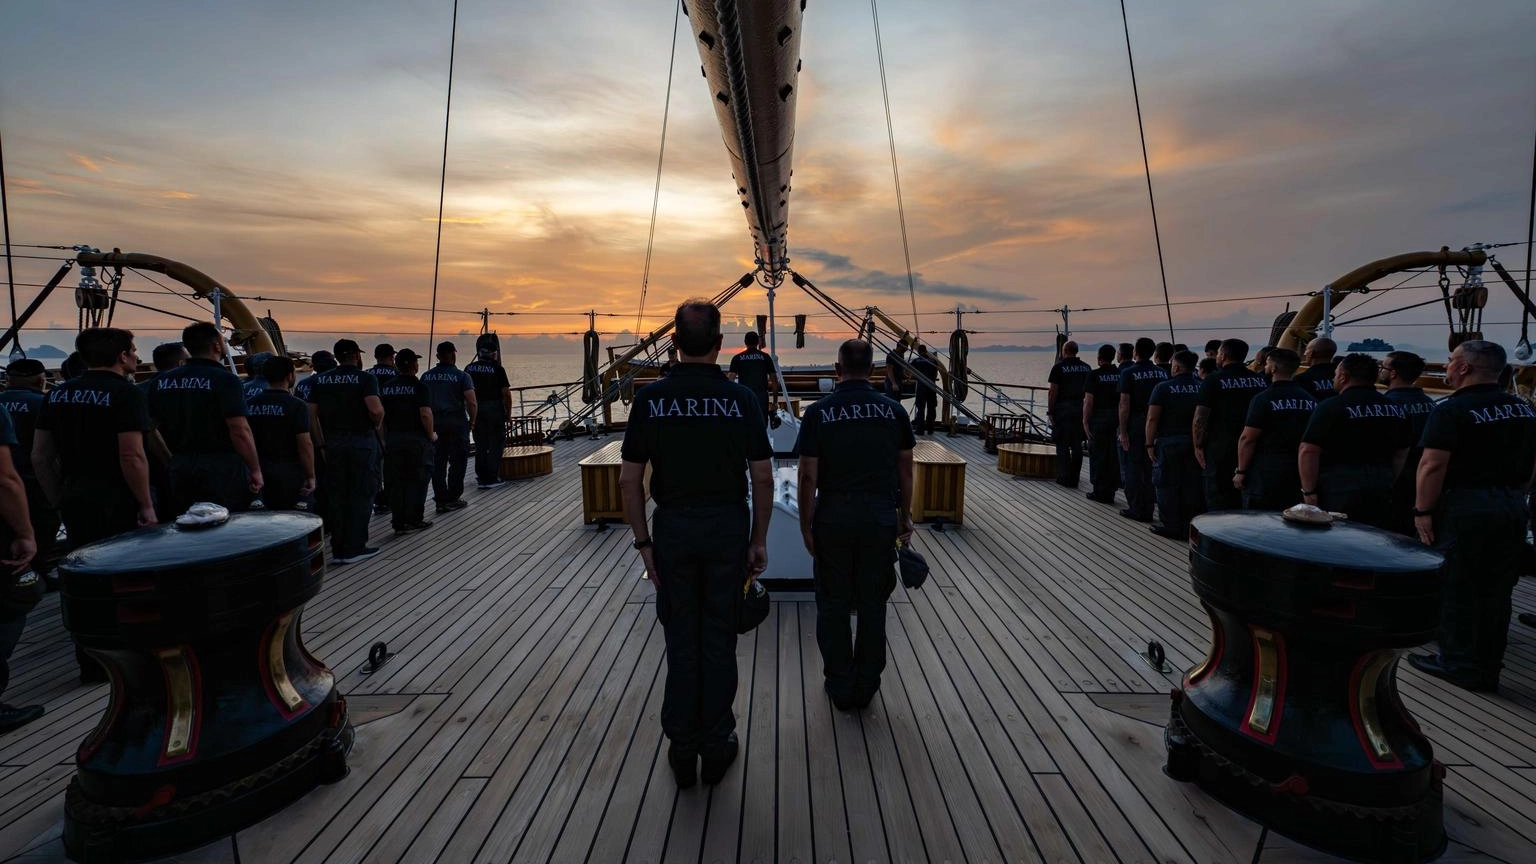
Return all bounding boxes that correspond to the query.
[1059,305,1071,342]
[1320,285,1333,339]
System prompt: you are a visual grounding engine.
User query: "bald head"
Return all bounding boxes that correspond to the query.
[1061,341,1079,357]
[1304,337,1337,364]
[673,299,723,359]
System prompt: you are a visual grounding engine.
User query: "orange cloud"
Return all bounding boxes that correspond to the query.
[159,190,198,199]
[69,153,103,173]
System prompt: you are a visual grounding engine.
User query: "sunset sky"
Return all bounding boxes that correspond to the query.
[2,0,1533,362]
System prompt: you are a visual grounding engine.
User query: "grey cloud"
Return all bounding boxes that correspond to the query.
[795,248,1033,304]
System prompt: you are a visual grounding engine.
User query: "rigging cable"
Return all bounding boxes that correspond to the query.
[426,0,461,349]
[1521,125,1535,358]
[636,0,683,337]
[0,127,16,340]
[1118,0,1176,342]
[870,0,921,335]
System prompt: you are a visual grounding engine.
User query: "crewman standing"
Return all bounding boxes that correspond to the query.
[0,400,39,735]
[1081,344,1122,503]
[882,341,907,401]
[245,356,315,512]
[306,338,384,564]
[1297,353,1411,529]
[465,334,512,490]
[379,349,436,534]
[368,344,398,383]
[148,322,263,513]
[1117,343,1135,370]
[1203,339,1221,361]
[242,352,272,402]
[1116,338,1168,522]
[1046,341,1091,487]
[618,299,772,789]
[1295,336,1339,401]
[1153,341,1175,375]
[0,360,58,574]
[796,339,914,711]
[1380,350,1436,533]
[293,350,334,403]
[728,331,773,420]
[1407,340,1535,692]
[421,341,477,513]
[1144,350,1204,539]
[910,345,941,436]
[1233,348,1315,510]
[1193,338,1268,511]
[140,342,187,394]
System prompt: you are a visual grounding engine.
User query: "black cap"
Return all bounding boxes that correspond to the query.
[374,343,395,360]
[6,358,45,377]
[396,348,420,366]
[475,333,498,353]
[311,350,337,373]
[436,341,456,357]
[333,338,362,357]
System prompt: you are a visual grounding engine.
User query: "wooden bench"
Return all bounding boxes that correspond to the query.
[577,441,651,526]
[983,413,1031,454]
[912,440,966,526]
[997,442,1056,478]
[499,445,554,481]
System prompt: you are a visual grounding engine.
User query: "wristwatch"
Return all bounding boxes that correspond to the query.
[633,538,654,551]
[1410,507,1435,517]
[1232,469,1246,476]
[1300,488,1316,497]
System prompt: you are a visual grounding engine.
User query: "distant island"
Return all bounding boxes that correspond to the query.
[1346,337,1395,352]
[24,344,66,359]
[971,344,1058,352]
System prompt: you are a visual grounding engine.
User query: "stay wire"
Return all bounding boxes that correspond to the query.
[870,0,921,335]
[0,127,15,333]
[1523,125,1535,345]
[426,0,460,350]
[1119,0,1176,342]
[636,0,683,337]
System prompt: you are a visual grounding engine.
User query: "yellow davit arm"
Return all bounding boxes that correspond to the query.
[74,250,277,355]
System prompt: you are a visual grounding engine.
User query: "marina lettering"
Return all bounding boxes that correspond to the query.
[1468,403,1535,424]
[818,401,897,423]
[1220,378,1264,389]
[1345,403,1405,420]
[1268,398,1315,411]
[1165,384,1201,395]
[156,377,213,391]
[647,397,743,418]
[248,404,290,417]
[50,389,112,407]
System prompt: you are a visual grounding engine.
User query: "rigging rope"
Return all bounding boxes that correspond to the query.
[1520,126,1535,358]
[426,0,460,349]
[0,128,16,342]
[870,0,921,335]
[1118,0,1176,342]
[636,0,682,337]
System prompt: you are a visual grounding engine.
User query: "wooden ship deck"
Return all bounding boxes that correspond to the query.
[2,434,1535,863]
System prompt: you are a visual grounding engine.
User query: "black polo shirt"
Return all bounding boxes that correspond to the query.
[620,363,772,508]
[306,365,380,440]
[1296,361,1339,402]
[242,377,267,402]
[464,358,510,409]
[367,364,398,385]
[1383,387,1436,442]
[794,380,914,501]
[1420,383,1536,490]
[884,351,906,385]
[0,387,44,478]
[1086,365,1121,414]
[0,407,16,452]
[1117,359,1168,416]
[1148,372,1201,438]
[149,357,248,454]
[1198,362,1268,454]
[294,374,317,403]
[911,355,940,390]
[1047,357,1092,405]
[1302,385,1412,469]
[247,388,310,464]
[421,363,474,427]
[1243,380,1316,457]
[728,348,772,397]
[36,370,151,492]
[381,375,432,438]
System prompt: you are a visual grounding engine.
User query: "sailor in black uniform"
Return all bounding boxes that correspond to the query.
[1153,341,1175,375]
[1298,353,1411,529]
[1380,350,1436,534]
[1407,341,1536,692]
[0,401,39,735]
[1295,337,1339,402]
[1046,341,1091,487]
[619,299,772,789]
[1203,339,1221,361]
[141,342,187,393]
[380,349,436,534]
[1233,348,1315,510]
[465,335,511,490]
[910,345,941,435]
[796,339,914,712]
[728,331,773,421]
[1145,350,1204,539]
[0,360,57,575]
[1082,344,1122,503]
[882,341,908,401]
[306,339,385,564]
[1251,345,1275,383]
[148,322,263,513]
[1193,338,1267,511]
[293,350,334,403]
[1197,357,1218,380]
[1116,338,1167,521]
[242,352,272,402]
[1117,342,1135,370]
[368,344,398,384]
[245,356,315,512]
[422,341,476,512]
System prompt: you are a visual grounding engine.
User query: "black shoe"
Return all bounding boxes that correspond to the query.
[1519,612,1536,628]
[1119,508,1152,523]
[0,704,44,735]
[668,745,697,789]
[435,503,451,515]
[1086,492,1112,504]
[79,665,108,685]
[825,679,856,712]
[372,504,391,515]
[392,525,414,536]
[1150,525,1185,540]
[1055,480,1079,489]
[446,499,469,511]
[700,734,739,786]
[1406,653,1498,693]
[411,520,434,530]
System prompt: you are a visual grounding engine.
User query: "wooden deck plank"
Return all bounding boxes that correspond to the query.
[773,604,813,864]
[796,602,857,864]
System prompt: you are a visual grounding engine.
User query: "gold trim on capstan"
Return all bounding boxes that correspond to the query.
[157,647,195,759]
[1357,651,1397,762]
[1248,628,1280,735]
[269,612,305,712]
[1190,602,1219,681]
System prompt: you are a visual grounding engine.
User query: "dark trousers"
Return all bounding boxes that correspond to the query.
[1435,488,1527,684]
[23,478,57,572]
[169,452,250,515]
[1203,446,1241,511]
[1123,415,1154,519]
[259,461,311,512]
[1152,435,1204,534]
[1242,453,1302,511]
[60,483,138,548]
[474,408,506,485]
[813,498,898,701]
[1087,411,1120,499]
[1051,403,1085,486]
[652,503,748,757]
[1,602,27,697]
[914,391,937,435]
[433,424,470,504]
[1318,463,1394,530]
[1389,448,1424,535]
[322,440,379,557]
[386,436,434,528]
